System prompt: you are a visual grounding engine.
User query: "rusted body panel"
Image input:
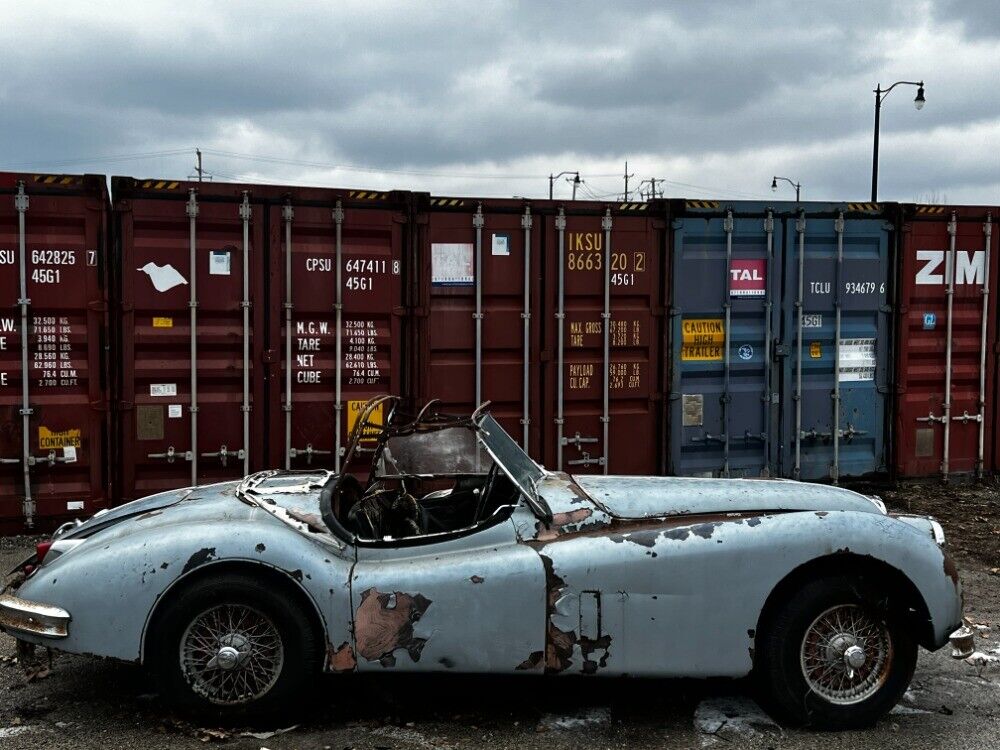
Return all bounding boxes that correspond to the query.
[9,481,354,663]
[0,173,110,533]
[350,519,546,672]
[894,205,997,478]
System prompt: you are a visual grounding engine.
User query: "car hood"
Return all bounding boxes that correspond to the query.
[571,475,883,519]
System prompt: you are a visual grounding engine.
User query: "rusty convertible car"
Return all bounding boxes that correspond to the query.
[1,397,968,728]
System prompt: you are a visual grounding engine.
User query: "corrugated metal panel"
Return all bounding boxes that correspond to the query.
[895,205,997,478]
[113,177,269,500]
[413,197,542,451]
[670,201,892,481]
[266,186,406,472]
[0,173,110,532]
[780,204,892,481]
[669,203,780,477]
[540,202,666,474]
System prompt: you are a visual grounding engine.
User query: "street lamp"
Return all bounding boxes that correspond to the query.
[871,80,925,202]
[771,176,801,202]
[549,171,580,200]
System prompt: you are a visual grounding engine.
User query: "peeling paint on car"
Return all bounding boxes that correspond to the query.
[328,641,357,672]
[355,587,431,667]
[181,547,216,574]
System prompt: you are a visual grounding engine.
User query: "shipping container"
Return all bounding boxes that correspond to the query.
[669,200,893,482]
[538,201,667,474]
[0,173,110,532]
[265,186,407,472]
[412,196,666,475]
[894,205,997,478]
[113,178,408,501]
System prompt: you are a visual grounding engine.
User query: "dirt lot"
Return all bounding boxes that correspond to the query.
[1,488,999,750]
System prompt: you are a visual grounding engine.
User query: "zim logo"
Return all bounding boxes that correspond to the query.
[915,250,985,285]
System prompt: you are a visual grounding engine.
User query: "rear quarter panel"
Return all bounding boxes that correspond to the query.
[12,508,353,664]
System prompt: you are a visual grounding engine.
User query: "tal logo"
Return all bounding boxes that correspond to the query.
[730,258,766,297]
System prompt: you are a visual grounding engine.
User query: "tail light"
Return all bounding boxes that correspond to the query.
[35,540,53,563]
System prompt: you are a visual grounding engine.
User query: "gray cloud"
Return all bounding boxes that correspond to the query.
[0,0,997,202]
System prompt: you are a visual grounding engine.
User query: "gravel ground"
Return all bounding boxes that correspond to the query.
[2,525,999,749]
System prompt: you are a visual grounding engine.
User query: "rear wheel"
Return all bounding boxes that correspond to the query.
[150,573,319,720]
[755,576,917,729]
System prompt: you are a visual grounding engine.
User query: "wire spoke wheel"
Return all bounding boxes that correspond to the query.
[799,603,892,705]
[179,604,284,706]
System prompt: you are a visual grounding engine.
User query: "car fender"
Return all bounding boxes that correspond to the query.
[12,512,354,666]
[526,509,962,678]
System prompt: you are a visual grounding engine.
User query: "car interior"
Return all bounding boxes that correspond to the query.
[321,405,525,542]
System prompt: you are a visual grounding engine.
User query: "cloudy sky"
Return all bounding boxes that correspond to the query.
[1,1,997,203]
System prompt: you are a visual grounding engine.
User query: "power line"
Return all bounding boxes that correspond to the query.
[5,148,195,169]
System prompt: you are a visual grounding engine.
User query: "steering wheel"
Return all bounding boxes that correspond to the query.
[474,462,500,523]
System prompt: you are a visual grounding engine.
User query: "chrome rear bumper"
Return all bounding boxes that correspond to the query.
[0,594,70,638]
[949,620,976,659]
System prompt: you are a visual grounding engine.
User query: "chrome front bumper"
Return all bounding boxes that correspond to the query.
[0,594,71,638]
[949,620,976,659]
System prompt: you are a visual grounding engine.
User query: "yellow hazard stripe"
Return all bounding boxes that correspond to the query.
[617,202,648,211]
[347,190,387,200]
[139,180,180,189]
[33,174,81,186]
[685,200,720,209]
[429,197,466,207]
[915,205,946,214]
[847,202,879,212]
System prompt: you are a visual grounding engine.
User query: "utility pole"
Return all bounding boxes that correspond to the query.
[623,160,634,200]
[569,174,581,200]
[196,149,204,183]
[549,171,579,200]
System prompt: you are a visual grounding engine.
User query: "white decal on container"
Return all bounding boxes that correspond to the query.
[66,500,85,511]
[138,262,188,292]
[915,249,985,286]
[0,249,14,264]
[168,404,183,418]
[802,314,823,328]
[62,445,77,463]
[838,338,876,382]
[33,316,76,387]
[346,319,382,386]
[431,243,474,286]
[150,383,178,397]
[209,250,231,275]
[492,233,510,256]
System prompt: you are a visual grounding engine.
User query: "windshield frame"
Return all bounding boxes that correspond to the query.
[474,413,551,522]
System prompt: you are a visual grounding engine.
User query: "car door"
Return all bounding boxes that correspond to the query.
[349,512,547,672]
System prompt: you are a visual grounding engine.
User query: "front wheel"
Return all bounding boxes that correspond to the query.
[755,576,917,729]
[149,573,319,719]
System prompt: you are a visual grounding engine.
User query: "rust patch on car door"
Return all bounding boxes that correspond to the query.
[355,587,431,667]
[327,641,357,672]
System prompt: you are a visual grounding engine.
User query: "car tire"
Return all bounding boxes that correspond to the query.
[755,575,917,730]
[149,572,320,720]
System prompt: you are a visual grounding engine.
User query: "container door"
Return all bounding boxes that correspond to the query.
[782,208,890,481]
[0,174,109,532]
[274,194,403,473]
[542,205,664,475]
[670,204,779,477]
[118,182,267,500]
[896,207,997,478]
[416,199,541,452]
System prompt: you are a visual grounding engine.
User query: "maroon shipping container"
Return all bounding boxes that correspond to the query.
[539,201,667,474]
[412,197,543,449]
[0,173,110,532]
[114,178,270,499]
[894,205,997,478]
[113,178,407,501]
[265,186,406,472]
[413,196,666,474]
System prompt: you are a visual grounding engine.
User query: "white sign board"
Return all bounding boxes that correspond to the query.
[431,243,474,286]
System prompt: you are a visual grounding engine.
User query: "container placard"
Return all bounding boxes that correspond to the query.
[346,399,384,443]
[729,259,766,297]
[431,243,474,286]
[681,318,724,361]
[838,338,876,382]
[38,426,81,450]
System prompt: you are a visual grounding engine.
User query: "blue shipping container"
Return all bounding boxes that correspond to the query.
[669,200,891,481]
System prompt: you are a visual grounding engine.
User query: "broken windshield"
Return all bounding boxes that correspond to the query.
[475,414,550,521]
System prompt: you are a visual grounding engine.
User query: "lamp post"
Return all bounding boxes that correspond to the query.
[549,171,580,200]
[771,176,801,202]
[871,80,925,202]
